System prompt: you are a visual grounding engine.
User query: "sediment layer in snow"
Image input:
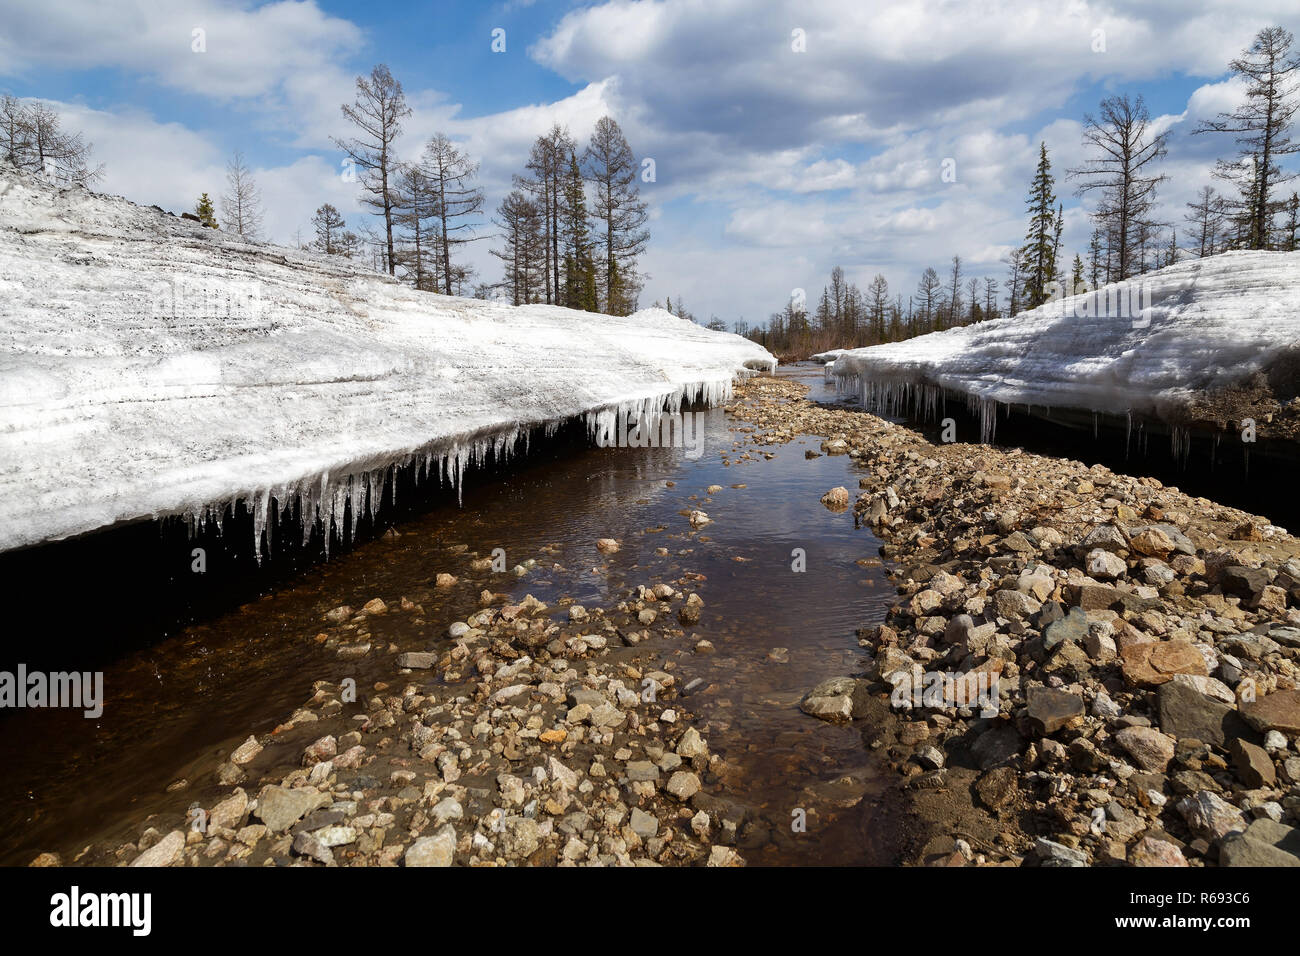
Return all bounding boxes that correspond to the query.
[833,251,1300,441]
[0,167,776,554]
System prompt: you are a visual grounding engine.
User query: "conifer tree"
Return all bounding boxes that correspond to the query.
[1021,143,1058,308]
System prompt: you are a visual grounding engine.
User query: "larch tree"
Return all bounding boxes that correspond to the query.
[1068,94,1169,281]
[1195,27,1300,250]
[420,134,484,296]
[585,116,649,315]
[311,203,347,255]
[333,64,411,275]
[221,150,264,240]
[392,162,439,290]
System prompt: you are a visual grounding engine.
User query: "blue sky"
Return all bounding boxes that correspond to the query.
[2,0,1297,325]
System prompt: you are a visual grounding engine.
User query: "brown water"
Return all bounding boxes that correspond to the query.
[0,365,901,865]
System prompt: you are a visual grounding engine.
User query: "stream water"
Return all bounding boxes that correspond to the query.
[0,365,903,866]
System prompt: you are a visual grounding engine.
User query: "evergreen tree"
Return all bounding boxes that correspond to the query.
[194,192,218,228]
[560,150,597,311]
[1021,143,1058,308]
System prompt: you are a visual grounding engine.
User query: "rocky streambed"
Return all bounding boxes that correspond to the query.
[738,375,1300,867]
[26,369,1300,869]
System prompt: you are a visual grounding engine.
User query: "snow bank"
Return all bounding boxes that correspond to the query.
[833,251,1300,441]
[810,349,847,364]
[0,167,776,554]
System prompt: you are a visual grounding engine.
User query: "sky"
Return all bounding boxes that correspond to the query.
[2,0,1297,327]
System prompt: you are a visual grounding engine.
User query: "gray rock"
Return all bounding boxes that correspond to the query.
[1219,819,1300,867]
[254,785,331,833]
[1032,837,1088,867]
[405,826,457,867]
[396,651,436,669]
[1156,679,1250,747]
[629,807,659,839]
[1043,606,1089,650]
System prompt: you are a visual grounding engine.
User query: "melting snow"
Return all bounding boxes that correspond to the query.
[833,251,1300,443]
[0,168,776,554]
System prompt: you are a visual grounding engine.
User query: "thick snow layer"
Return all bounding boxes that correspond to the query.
[810,349,847,364]
[0,168,776,554]
[834,251,1300,440]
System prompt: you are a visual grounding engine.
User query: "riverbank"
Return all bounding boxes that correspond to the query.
[732,375,1300,866]
[18,368,918,868]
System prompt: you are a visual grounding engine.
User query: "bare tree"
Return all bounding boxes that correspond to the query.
[585,116,649,315]
[333,64,411,275]
[516,125,576,304]
[916,266,941,331]
[311,203,347,255]
[492,190,545,305]
[0,98,102,184]
[221,150,263,239]
[1184,185,1228,257]
[392,162,439,290]
[1068,94,1168,281]
[420,134,484,296]
[1195,27,1300,249]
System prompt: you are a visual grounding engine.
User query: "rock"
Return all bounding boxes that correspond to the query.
[1156,679,1248,747]
[629,807,658,839]
[1086,548,1127,579]
[1128,835,1189,867]
[1121,641,1207,686]
[1218,818,1300,867]
[253,785,331,833]
[1114,726,1176,772]
[1220,565,1273,600]
[1229,737,1276,788]
[1129,527,1177,558]
[1176,790,1246,841]
[915,746,945,770]
[361,598,387,615]
[667,771,701,801]
[302,735,337,766]
[596,538,620,554]
[1031,837,1088,867]
[435,573,457,587]
[548,756,578,791]
[800,676,870,723]
[405,826,457,867]
[625,761,660,782]
[396,651,436,669]
[970,724,1022,770]
[1024,685,1085,735]
[431,798,464,826]
[973,766,1018,810]
[230,735,262,765]
[820,487,849,511]
[1043,606,1089,650]
[993,589,1040,619]
[209,789,248,830]
[498,817,540,858]
[130,830,185,867]
[707,846,746,867]
[1241,690,1300,735]
[291,831,335,865]
[1079,524,1127,554]
[676,728,709,759]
